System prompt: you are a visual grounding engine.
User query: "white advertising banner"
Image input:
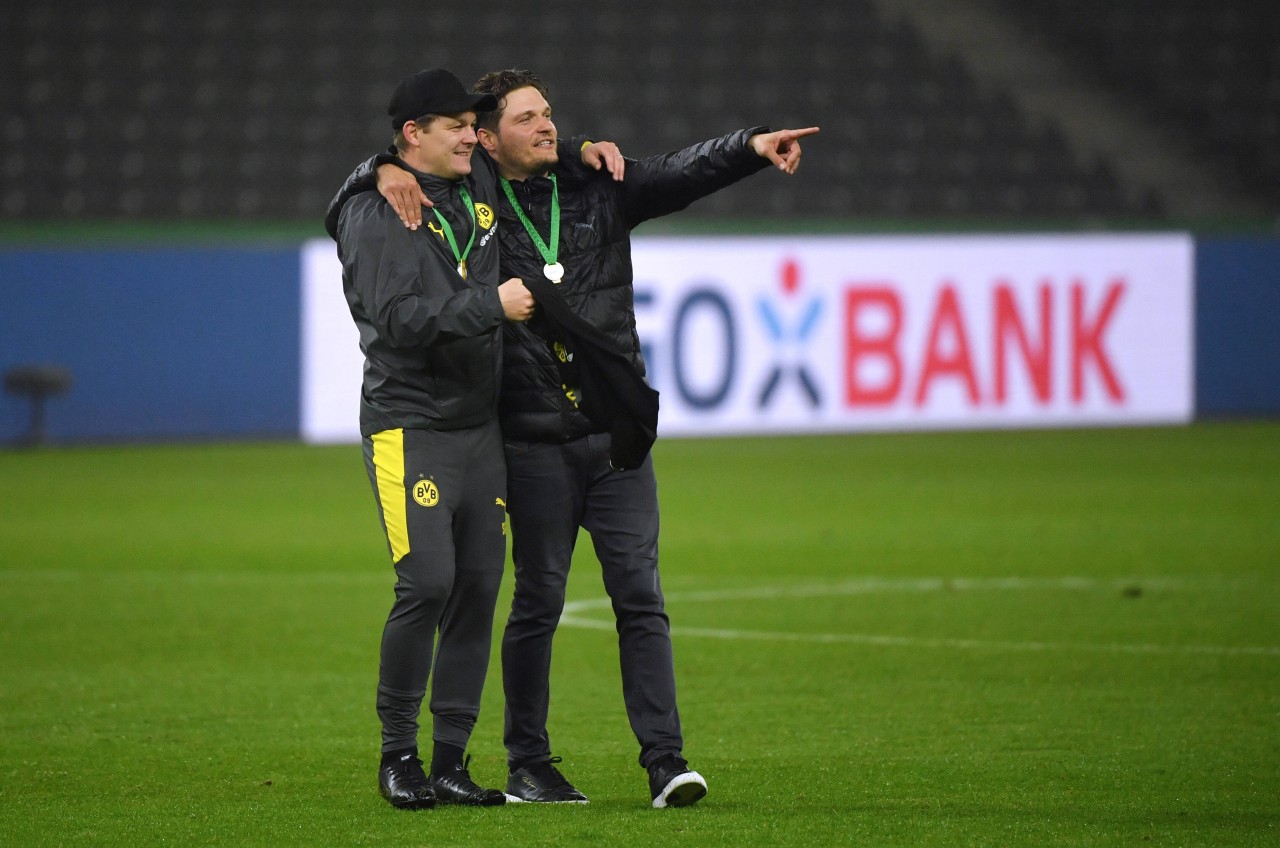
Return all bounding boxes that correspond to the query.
[300,239,362,444]
[300,234,1194,443]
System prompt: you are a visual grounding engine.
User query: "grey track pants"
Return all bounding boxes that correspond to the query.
[501,431,683,769]
[363,421,507,753]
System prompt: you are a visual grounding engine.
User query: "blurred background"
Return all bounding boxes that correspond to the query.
[2,0,1277,230]
[2,0,1278,445]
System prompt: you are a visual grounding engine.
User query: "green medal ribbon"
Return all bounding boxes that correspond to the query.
[500,174,564,282]
[430,184,476,279]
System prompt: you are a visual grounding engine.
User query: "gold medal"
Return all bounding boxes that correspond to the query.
[429,186,476,281]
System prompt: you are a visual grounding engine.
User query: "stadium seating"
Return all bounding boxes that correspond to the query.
[996,0,1280,211]
[0,0,1270,223]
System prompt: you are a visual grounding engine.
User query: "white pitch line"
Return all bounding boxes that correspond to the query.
[558,577,1280,658]
[5,570,1276,657]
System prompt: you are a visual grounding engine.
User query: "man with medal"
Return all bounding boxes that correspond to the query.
[327,68,817,810]
[331,68,627,812]
[333,67,527,812]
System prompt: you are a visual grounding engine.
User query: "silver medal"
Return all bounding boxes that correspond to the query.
[543,262,565,283]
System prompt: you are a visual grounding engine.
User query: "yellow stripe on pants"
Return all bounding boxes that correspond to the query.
[371,428,410,563]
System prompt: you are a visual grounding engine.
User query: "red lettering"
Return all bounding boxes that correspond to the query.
[842,278,1129,411]
[844,287,902,406]
[994,283,1052,403]
[915,284,980,406]
[1071,280,1126,403]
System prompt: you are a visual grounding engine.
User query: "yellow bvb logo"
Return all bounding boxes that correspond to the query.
[474,203,495,230]
[412,478,440,508]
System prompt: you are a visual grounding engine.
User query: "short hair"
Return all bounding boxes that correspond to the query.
[392,114,440,152]
[473,69,550,133]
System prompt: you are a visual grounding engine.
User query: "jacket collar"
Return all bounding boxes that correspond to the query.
[394,157,465,196]
[418,172,464,197]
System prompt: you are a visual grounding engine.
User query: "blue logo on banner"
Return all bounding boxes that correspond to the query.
[755,260,823,408]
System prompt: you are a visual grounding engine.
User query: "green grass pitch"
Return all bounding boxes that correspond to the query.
[2,423,1277,846]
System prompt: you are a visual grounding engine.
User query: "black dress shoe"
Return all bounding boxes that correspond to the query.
[429,756,506,806]
[379,754,437,810]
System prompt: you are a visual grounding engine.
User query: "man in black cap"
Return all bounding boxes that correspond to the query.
[335,67,528,811]
[328,69,816,810]
[337,68,623,812]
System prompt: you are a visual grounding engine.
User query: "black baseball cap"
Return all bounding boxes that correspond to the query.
[388,68,498,129]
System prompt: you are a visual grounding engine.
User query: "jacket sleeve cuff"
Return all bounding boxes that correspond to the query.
[741,126,774,166]
[559,135,593,163]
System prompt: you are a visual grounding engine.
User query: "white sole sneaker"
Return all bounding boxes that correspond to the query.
[503,793,589,804]
[652,770,707,809]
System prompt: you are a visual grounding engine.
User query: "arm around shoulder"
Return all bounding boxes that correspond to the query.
[324,151,404,241]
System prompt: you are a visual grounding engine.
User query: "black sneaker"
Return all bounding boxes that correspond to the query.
[504,756,589,803]
[647,753,706,809]
[378,753,436,810]
[429,755,506,806]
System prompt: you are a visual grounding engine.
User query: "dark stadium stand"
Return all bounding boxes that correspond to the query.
[0,1,1273,223]
[996,0,1280,212]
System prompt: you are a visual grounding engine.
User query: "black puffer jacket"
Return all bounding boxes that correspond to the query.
[497,128,769,443]
[327,129,770,443]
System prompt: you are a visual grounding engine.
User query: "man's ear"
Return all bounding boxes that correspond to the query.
[477,127,498,154]
[401,120,422,149]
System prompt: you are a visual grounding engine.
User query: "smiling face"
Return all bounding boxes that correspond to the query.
[400,111,478,180]
[477,86,558,180]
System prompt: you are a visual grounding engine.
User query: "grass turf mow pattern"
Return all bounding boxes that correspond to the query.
[1,423,1277,846]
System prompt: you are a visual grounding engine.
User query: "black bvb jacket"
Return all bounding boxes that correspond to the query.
[327,129,770,445]
[334,155,504,436]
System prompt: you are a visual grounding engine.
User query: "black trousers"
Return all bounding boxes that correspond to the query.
[502,431,683,769]
[363,422,507,753]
